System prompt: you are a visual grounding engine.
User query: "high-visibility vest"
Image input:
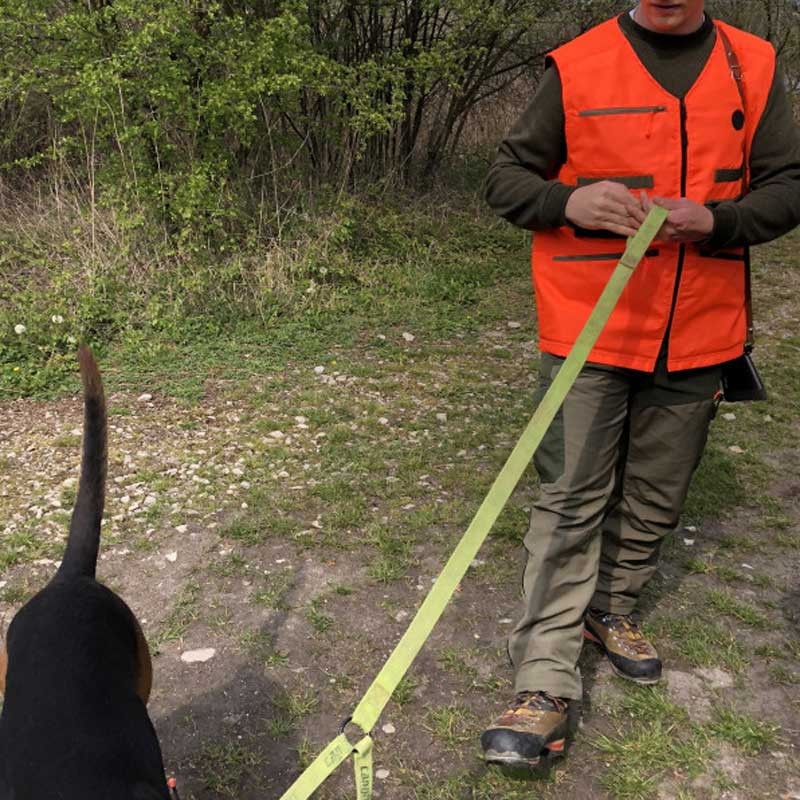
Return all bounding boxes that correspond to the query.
[532,18,775,371]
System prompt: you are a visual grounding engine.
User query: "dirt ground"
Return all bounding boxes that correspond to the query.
[2,235,799,800]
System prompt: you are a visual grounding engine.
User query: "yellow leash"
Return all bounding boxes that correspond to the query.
[278,206,669,800]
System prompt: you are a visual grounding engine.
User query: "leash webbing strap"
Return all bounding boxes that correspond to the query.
[277,205,668,800]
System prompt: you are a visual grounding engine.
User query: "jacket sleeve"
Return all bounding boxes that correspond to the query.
[483,63,576,231]
[704,67,800,249]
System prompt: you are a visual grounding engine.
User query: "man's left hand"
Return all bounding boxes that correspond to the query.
[640,192,714,242]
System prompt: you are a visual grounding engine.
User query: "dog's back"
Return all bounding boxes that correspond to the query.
[0,348,169,800]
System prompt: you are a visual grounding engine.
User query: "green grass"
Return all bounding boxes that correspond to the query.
[150,579,201,653]
[706,590,769,628]
[306,598,334,633]
[0,527,62,570]
[392,674,421,706]
[199,742,262,797]
[709,707,780,755]
[423,704,477,750]
[592,686,712,800]
[275,689,319,721]
[648,616,749,673]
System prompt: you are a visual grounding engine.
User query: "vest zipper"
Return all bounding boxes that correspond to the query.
[663,99,689,359]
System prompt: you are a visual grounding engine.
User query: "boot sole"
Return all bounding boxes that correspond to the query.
[583,629,662,685]
[483,738,566,769]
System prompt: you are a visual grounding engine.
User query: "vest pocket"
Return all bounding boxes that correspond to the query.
[577,175,654,189]
[697,249,745,261]
[553,249,659,262]
[578,105,667,116]
[714,167,744,183]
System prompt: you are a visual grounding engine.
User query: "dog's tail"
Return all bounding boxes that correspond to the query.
[57,346,107,580]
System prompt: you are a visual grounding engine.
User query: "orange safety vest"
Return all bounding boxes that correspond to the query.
[532,19,775,371]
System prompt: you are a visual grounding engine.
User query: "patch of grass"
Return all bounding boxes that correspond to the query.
[333,583,354,596]
[367,529,414,583]
[592,686,711,800]
[150,578,201,653]
[208,552,248,578]
[238,629,289,668]
[709,707,779,755]
[0,584,31,604]
[706,590,769,628]
[423,704,476,750]
[0,527,61,570]
[683,445,746,523]
[774,531,800,549]
[276,689,319,721]
[199,742,262,797]
[221,517,269,546]
[685,558,712,574]
[266,717,293,739]
[714,565,744,584]
[648,616,748,672]
[754,643,783,659]
[437,646,478,679]
[769,663,800,686]
[53,434,81,448]
[252,572,294,610]
[306,597,334,633]
[717,533,758,552]
[392,674,421,706]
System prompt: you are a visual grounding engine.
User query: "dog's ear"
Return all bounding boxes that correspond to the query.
[133,617,152,704]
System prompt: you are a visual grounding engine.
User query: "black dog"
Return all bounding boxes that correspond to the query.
[0,347,169,799]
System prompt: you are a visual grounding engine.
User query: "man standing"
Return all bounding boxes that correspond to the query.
[481,0,800,769]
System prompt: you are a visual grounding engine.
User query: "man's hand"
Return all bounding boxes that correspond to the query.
[565,180,646,237]
[641,192,714,242]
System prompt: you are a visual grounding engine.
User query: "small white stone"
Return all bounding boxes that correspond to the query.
[314,366,325,375]
[137,393,153,403]
[376,769,390,781]
[382,723,396,734]
[165,551,178,563]
[294,416,307,424]
[722,412,736,421]
[684,525,698,533]
[764,414,774,422]
[269,430,285,440]
[499,618,513,624]
[378,417,389,425]
[470,559,486,568]
[395,611,409,622]
[436,413,447,423]
[402,332,415,342]
[741,563,754,570]
[683,538,695,546]
[728,445,745,454]
[180,648,216,663]
[507,321,522,329]
[175,524,188,534]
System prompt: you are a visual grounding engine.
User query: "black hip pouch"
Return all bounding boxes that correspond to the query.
[721,348,767,402]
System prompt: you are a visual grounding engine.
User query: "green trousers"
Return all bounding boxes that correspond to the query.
[509,353,720,700]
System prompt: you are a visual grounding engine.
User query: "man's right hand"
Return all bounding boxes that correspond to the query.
[564,180,646,237]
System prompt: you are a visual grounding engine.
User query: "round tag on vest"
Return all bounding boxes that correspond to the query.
[732,109,745,130]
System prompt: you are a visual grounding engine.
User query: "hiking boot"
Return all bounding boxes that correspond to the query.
[481,691,569,769]
[584,608,662,684]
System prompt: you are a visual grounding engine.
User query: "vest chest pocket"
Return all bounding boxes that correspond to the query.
[578,106,667,117]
